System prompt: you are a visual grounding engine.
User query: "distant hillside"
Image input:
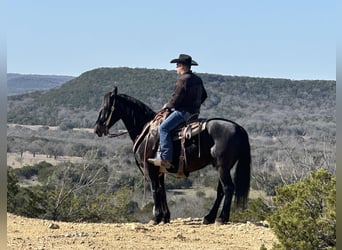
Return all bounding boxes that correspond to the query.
[7,73,74,95]
[7,67,336,139]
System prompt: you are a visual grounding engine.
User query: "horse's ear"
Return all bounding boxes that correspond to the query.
[112,87,118,97]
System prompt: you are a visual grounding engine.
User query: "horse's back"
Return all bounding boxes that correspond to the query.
[205,118,249,160]
[206,118,244,138]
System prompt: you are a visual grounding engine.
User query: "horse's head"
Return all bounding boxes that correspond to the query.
[94,87,122,137]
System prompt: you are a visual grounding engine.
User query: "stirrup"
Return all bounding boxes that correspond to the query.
[147,157,162,167]
[176,171,187,179]
[147,158,172,169]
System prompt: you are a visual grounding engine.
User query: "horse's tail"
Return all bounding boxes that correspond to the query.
[234,126,251,209]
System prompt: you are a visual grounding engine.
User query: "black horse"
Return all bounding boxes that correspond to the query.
[94,87,251,225]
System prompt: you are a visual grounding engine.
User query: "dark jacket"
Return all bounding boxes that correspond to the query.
[165,70,207,114]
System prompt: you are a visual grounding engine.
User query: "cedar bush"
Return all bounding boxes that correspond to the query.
[230,198,272,223]
[268,168,336,250]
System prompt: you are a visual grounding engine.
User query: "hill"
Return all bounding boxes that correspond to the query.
[7,67,336,191]
[7,68,336,237]
[7,67,336,138]
[7,73,74,96]
[7,213,278,249]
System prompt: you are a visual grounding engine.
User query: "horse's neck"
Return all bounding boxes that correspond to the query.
[118,96,155,141]
[121,114,143,141]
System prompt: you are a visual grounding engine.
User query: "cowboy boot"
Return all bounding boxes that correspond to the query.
[148,156,173,169]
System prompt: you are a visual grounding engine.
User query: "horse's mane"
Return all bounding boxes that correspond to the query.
[117,93,156,118]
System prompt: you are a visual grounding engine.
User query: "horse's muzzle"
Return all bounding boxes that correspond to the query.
[94,123,107,137]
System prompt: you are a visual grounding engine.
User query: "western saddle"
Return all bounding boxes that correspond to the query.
[133,110,207,178]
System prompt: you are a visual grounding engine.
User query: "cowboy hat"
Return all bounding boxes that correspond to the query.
[170,54,198,66]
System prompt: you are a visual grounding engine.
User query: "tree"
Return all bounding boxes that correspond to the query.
[112,185,138,222]
[7,167,19,213]
[268,168,336,250]
[8,167,48,218]
[46,160,107,221]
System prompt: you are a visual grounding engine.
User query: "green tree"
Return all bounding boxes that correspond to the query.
[8,167,49,217]
[230,198,272,223]
[268,168,336,250]
[113,185,138,222]
[45,161,107,220]
[11,186,48,218]
[7,167,19,213]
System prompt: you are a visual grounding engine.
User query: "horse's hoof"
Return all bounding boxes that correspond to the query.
[148,220,158,225]
[202,217,214,225]
[215,218,228,225]
[163,218,170,224]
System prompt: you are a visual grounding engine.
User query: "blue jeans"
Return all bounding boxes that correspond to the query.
[159,110,191,161]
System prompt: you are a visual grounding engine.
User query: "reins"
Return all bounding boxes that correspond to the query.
[102,101,152,193]
[107,130,129,138]
[103,99,134,138]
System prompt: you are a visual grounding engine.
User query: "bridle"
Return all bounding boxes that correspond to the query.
[104,104,115,128]
[99,96,147,139]
[104,104,129,138]
[97,95,129,138]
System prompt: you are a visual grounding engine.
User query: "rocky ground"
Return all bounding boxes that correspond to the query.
[7,213,278,250]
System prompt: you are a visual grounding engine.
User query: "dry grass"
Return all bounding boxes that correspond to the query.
[7,151,83,169]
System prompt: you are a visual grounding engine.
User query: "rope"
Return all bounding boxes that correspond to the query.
[143,132,151,201]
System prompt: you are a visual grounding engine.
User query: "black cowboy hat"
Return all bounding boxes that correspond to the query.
[170,54,198,66]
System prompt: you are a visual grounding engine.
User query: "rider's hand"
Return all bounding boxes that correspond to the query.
[162,103,168,110]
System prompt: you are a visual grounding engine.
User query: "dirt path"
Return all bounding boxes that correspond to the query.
[7,213,278,250]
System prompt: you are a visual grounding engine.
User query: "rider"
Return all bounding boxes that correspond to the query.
[148,54,207,169]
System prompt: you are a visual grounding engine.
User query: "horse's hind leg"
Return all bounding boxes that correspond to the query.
[203,180,224,224]
[216,166,235,224]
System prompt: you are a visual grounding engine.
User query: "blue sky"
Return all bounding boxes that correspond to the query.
[6,0,336,80]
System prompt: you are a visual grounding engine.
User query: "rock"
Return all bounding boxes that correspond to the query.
[174,233,186,241]
[130,224,149,232]
[48,223,59,229]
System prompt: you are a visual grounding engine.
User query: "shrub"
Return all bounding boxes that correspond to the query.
[196,190,206,198]
[59,121,75,131]
[7,167,19,213]
[230,198,272,223]
[14,161,54,180]
[268,168,336,250]
[113,185,137,222]
[165,177,193,189]
[14,165,39,179]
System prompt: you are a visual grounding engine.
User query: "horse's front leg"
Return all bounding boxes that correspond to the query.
[150,180,163,224]
[158,173,170,223]
[147,166,168,224]
[149,171,170,224]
